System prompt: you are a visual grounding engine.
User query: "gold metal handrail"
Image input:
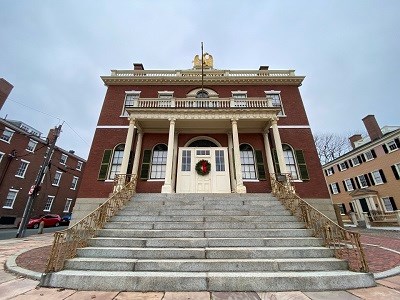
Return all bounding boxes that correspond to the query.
[44,174,136,273]
[271,174,369,272]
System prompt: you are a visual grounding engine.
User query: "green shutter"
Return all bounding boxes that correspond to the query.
[295,150,310,180]
[272,149,281,174]
[255,150,266,180]
[126,151,134,176]
[98,149,112,180]
[140,149,152,180]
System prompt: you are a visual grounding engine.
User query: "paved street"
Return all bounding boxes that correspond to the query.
[0,226,68,240]
[0,229,399,299]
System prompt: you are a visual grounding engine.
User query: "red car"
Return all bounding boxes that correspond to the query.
[25,214,62,229]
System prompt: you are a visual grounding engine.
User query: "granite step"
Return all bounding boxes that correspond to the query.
[41,270,375,292]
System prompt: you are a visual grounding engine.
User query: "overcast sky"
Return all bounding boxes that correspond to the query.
[1,0,399,159]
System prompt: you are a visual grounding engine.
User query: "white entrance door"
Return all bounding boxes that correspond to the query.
[176,147,231,193]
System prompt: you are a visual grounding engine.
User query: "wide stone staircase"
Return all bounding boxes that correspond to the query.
[42,193,375,291]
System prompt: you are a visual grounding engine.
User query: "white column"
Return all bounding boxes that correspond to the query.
[271,119,287,174]
[120,118,136,178]
[162,118,176,193]
[231,118,246,193]
[171,133,179,192]
[263,129,275,179]
[227,132,236,192]
[131,130,143,179]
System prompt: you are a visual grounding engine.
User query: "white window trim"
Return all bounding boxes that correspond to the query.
[158,91,174,98]
[76,161,83,171]
[357,175,369,188]
[371,170,384,185]
[338,162,347,171]
[63,198,73,212]
[71,176,79,190]
[60,154,68,165]
[381,197,394,212]
[121,90,141,116]
[26,139,38,152]
[15,159,30,178]
[3,188,19,209]
[344,178,354,191]
[44,195,55,212]
[265,90,286,117]
[386,140,398,152]
[52,171,63,186]
[326,168,334,176]
[0,127,15,143]
[330,183,339,194]
[352,157,360,166]
[231,90,248,97]
[364,150,374,161]
[0,151,4,163]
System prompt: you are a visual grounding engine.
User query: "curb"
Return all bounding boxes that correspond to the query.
[5,247,43,281]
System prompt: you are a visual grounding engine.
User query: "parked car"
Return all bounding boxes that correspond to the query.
[19,214,62,229]
[60,213,72,225]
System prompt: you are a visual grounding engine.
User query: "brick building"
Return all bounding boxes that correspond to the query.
[323,115,400,220]
[0,118,86,225]
[75,53,333,222]
[0,78,14,110]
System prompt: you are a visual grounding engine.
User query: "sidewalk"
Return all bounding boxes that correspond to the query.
[0,230,399,300]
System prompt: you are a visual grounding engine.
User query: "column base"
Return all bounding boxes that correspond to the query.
[161,184,173,193]
[236,185,247,193]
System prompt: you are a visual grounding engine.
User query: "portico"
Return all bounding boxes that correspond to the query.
[118,102,287,193]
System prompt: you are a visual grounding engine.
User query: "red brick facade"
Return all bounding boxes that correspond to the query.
[0,119,86,224]
[78,65,329,200]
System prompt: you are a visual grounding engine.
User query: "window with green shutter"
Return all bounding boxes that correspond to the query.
[295,150,310,180]
[272,149,280,174]
[98,149,112,180]
[255,150,266,180]
[140,149,152,180]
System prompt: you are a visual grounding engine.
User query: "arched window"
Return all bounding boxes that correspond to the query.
[196,90,209,98]
[150,144,168,179]
[282,144,299,180]
[109,144,125,179]
[240,144,257,179]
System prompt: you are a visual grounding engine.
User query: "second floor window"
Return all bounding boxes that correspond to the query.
[15,160,29,178]
[71,176,79,190]
[4,189,18,209]
[53,171,63,186]
[76,161,83,171]
[357,174,369,188]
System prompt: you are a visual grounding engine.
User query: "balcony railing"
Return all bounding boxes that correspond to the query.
[127,97,275,109]
[110,69,296,77]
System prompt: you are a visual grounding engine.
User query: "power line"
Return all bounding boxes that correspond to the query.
[4,98,90,147]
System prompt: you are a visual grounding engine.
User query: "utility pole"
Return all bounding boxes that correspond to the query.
[16,124,62,238]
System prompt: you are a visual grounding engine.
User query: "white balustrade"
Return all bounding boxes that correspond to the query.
[134,98,276,109]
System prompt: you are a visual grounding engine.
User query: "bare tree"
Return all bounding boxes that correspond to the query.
[313,133,352,165]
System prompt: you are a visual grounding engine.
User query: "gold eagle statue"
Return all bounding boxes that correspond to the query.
[193,53,213,69]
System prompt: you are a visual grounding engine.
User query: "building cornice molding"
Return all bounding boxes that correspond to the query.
[127,108,279,121]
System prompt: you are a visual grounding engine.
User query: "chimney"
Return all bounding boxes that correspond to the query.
[259,66,269,70]
[362,115,382,141]
[0,78,14,110]
[133,63,144,70]
[47,128,56,143]
[349,134,362,149]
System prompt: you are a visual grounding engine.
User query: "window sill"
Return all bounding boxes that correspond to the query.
[243,179,259,182]
[2,206,13,209]
[70,188,76,190]
[15,175,25,179]
[0,139,11,144]
[147,179,165,182]
[52,184,60,187]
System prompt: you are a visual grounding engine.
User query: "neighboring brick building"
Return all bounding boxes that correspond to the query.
[323,115,400,219]
[0,118,86,225]
[75,53,333,222]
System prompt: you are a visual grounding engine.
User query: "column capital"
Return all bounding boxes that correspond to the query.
[271,118,278,126]
[168,118,176,123]
[128,117,136,124]
[231,118,239,124]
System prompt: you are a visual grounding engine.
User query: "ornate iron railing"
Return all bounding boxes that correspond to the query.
[44,174,136,273]
[271,174,369,272]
